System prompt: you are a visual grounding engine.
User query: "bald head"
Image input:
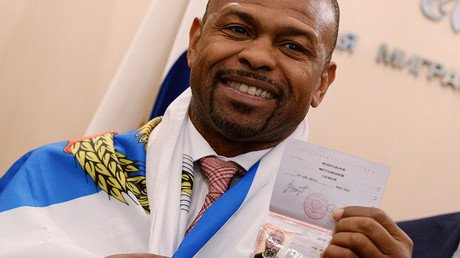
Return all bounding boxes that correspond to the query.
[202,0,340,61]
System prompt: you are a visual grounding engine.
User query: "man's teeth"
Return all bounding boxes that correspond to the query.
[228,82,273,99]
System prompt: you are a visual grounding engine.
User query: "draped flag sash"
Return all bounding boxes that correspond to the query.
[0,120,160,256]
[0,129,149,213]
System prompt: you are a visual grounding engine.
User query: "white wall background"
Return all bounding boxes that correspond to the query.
[0,0,151,172]
[1,0,459,221]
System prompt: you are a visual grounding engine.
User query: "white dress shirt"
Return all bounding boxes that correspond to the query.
[184,115,270,229]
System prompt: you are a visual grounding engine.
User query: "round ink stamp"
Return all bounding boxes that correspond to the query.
[304,192,328,220]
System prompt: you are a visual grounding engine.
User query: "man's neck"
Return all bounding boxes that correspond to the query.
[193,122,282,157]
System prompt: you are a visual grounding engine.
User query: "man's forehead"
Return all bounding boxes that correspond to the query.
[206,0,334,28]
[270,230,285,239]
[208,0,330,15]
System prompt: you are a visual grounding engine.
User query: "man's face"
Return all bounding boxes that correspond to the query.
[265,230,285,253]
[188,0,337,150]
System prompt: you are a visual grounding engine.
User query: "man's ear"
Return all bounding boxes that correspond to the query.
[311,62,337,108]
[187,18,203,68]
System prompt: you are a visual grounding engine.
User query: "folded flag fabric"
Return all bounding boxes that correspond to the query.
[0,118,161,257]
[150,51,190,119]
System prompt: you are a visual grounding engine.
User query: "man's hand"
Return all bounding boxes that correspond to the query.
[322,206,413,258]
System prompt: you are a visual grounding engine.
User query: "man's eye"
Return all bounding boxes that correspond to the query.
[227,25,248,35]
[284,43,305,52]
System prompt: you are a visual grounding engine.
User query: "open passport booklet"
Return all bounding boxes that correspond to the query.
[251,139,390,258]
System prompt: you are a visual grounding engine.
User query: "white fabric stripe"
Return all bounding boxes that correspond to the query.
[146,90,189,255]
[0,193,150,257]
[163,0,208,72]
[85,0,191,134]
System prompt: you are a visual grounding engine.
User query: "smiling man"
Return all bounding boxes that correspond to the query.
[188,0,337,157]
[0,0,413,257]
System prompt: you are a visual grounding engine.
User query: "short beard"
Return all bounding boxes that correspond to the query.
[208,68,288,139]
[209,105,266,138]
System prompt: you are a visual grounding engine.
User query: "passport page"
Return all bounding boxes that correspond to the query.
[270,139,390,230]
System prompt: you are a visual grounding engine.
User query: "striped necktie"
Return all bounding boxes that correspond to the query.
[185,156,245,235]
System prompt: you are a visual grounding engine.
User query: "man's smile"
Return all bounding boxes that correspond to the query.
[226,81,274,99]
[217,69,281,104]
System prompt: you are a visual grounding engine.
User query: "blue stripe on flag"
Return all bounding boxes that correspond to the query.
[0,141,98,212]
[150,51,190,118]
[0,129,147,213]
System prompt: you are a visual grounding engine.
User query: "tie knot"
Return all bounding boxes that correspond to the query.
[199,156,245,194]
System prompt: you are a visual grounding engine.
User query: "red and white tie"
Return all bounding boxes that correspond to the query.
[185,156,245,235]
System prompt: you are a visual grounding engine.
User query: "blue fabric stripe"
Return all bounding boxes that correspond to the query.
[173,161,260,258]
[150,51,190,118]
[0,141,98,212]
[0,130,146,212]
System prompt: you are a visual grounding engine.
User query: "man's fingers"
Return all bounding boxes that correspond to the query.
[333,217,398,257]
[335,206,409,237]
[332,206,413,257]
[328,232,383,257]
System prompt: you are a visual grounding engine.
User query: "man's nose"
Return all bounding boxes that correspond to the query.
[237,38,277,71]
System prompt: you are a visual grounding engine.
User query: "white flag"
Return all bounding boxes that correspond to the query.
[85,0,208,135]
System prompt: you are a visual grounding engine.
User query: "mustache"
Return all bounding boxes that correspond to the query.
[215,68,284,90]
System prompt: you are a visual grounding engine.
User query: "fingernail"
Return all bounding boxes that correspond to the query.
[333,208,344,220]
